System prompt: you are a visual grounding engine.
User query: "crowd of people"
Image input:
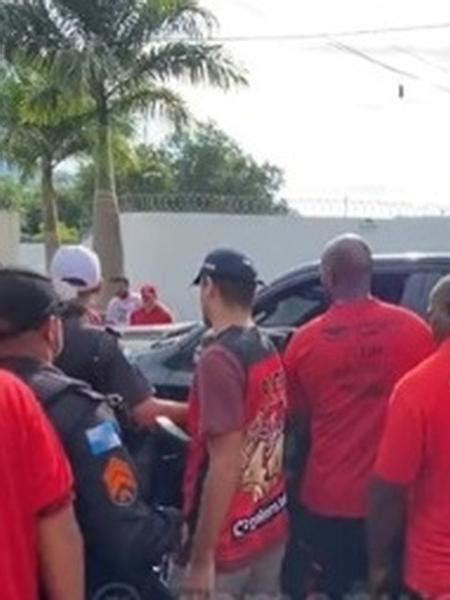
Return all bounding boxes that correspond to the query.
[1,234,450,600]
[50,244,174,327]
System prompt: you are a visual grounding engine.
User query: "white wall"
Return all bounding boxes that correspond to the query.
[18,242,46,274]
[0,211,20,264]
[121,212,450,321]
[18,213,450,320]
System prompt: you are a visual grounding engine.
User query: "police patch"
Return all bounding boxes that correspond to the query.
[102,457,138,507]
[86,421,121,456]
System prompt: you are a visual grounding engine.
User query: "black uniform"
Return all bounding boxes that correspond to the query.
[0,356,177,599]
[56,311,150,409]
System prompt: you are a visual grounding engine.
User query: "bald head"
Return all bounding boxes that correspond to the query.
[429,275,450,343]
[321,234,372,300]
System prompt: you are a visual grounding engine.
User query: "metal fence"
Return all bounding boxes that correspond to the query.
[119,193,450,218]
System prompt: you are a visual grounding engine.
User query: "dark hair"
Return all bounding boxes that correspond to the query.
[111,276,129,286]
[211,276,256,309]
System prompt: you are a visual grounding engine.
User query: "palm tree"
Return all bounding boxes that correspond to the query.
[0,0,246,299]
[0,67,92,266]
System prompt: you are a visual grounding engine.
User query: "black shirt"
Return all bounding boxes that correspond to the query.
[56,315,150,409]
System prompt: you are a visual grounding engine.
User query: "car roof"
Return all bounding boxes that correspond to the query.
[263,252,450,291]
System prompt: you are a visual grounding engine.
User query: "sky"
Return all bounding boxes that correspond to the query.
[151,0,450,213]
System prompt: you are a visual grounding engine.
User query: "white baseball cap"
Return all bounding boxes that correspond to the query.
[50,245,102,292]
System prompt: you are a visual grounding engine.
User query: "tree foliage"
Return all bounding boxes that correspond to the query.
[0,0,247,293]
[64,122,288,216]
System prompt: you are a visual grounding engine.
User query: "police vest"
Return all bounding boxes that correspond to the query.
[182,327,288,569]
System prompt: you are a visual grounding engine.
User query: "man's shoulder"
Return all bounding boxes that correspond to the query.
[210,326,277,368]
[107,296,119,307]
[373,299,426,325]
[394,349,438,397]
[0,369,36,417]
[288,313,325,346]
[0,368,26,390]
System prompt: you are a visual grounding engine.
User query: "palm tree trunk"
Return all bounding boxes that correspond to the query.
[41,157,60,269]
[93,99,124,306]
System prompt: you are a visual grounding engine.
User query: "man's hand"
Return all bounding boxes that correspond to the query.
[133,396,188,428]
[181,558,215,599]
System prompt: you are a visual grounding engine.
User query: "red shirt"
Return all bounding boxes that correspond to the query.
[0,371,73,600]
[284,297,434,518]
[375,339,450,597]
[130,303,173,326]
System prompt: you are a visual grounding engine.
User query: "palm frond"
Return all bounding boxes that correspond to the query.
[136,42,248,89]
[110,85,190,128]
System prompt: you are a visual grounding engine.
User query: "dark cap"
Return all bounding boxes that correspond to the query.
[193,248,262,286]
[0,268,63,339]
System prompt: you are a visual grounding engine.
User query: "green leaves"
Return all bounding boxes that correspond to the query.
[0,0,247,108]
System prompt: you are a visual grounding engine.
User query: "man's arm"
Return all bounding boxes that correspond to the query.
[133,396,188,428]
[182,430,244,595]
[367,477,406,593]
[38,504,84,600]
[368,379,423,594]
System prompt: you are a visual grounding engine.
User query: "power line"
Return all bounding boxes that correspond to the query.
[330,39,450,95]
[391,45,450,76]
[194,21,450,44]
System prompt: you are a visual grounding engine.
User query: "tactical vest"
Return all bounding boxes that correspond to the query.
[0,357,124,428]
[182,328,288,570]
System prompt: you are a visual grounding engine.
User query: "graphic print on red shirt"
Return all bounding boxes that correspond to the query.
[284,298,434,518]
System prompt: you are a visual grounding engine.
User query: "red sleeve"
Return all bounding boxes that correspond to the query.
[283,327,312,416]
[130,310,138,325]
[17,382,74,515]
[196,345,246,436]
[374,380,424,485]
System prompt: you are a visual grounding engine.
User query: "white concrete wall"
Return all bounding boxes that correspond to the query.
[0,211,20,264]
[18,213,450,320]
[18,242,46,274]
[121,212,450,321]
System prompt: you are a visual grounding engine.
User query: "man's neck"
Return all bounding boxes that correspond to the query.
[211,312,253,334]
[332,291,371,305]
[0,350,49,365]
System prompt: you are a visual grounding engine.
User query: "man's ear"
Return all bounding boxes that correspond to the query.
[38,317,53,344]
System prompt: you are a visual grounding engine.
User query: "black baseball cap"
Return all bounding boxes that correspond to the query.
[0,268,63,340]
[192,248,263,286]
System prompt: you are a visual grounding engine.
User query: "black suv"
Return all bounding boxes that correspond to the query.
[129,253,450,400]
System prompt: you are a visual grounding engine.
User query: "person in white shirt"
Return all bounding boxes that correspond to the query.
[105,276,141,326]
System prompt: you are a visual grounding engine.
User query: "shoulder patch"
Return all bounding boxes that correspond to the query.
[102,457,138,507]
[86,421,121,456]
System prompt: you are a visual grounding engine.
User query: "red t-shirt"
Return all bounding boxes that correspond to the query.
[0,370,73,600]
[284,297,434,518]
[375,339,450,597]
[130,303,173,326]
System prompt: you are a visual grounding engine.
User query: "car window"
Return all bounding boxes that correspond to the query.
[401,271,445,317]
[372,270,444,317]
[255,279,326,327]
[371,272,409,304]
